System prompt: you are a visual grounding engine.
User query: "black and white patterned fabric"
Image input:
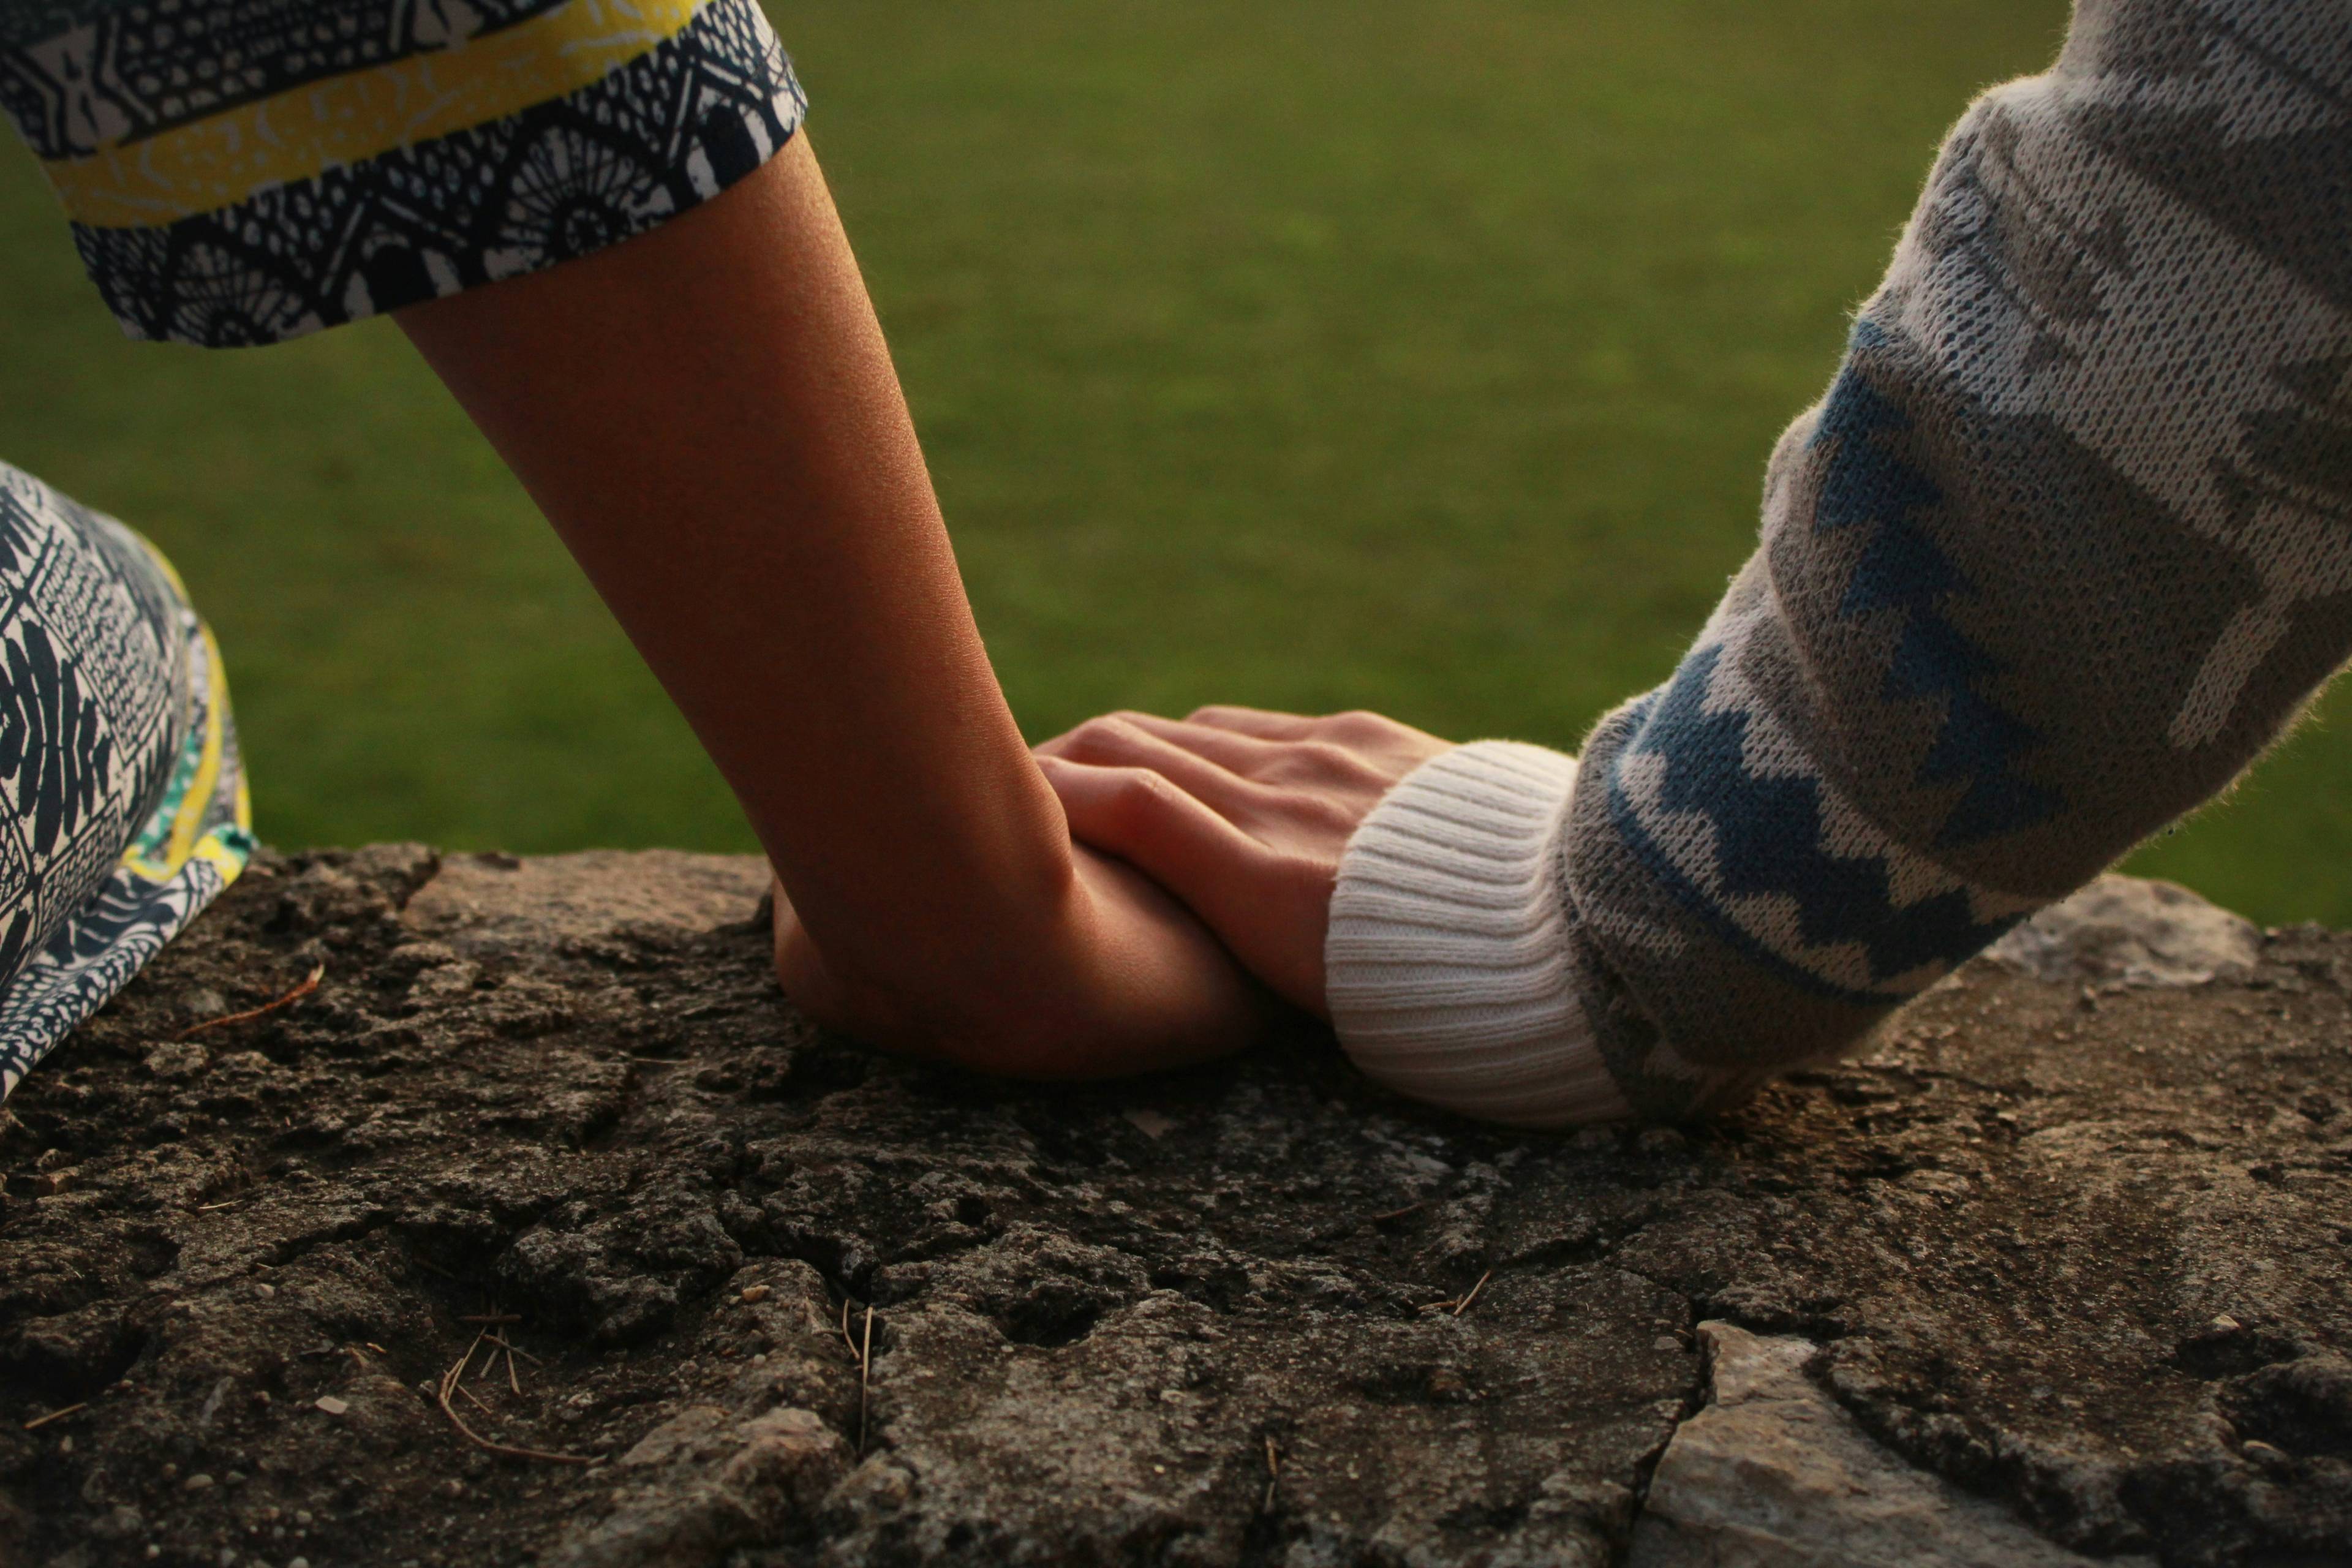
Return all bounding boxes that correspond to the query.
[1,0,806,345]
[0,464,252,1106]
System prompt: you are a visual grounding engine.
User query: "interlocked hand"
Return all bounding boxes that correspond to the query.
[1036,707,1454,1016]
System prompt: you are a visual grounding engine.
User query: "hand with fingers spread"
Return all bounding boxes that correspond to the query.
[1034,706,1455,1016]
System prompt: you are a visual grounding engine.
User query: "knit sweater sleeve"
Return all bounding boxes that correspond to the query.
[1327,0,2352,1125]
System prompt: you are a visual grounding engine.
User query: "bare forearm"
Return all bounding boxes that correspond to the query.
[398,135,1073,1026]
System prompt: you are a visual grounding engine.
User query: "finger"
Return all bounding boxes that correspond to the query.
[1181,704,1320,740]
[1042,716,1273,826]
[1039,755,1275,910]
[1092,712,1291,775]
[1033,712,1148,758]
[1125,713,1417,809]
[1042,755,1332,1017]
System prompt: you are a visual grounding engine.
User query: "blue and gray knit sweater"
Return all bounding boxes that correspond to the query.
[1325,0,2352,1123]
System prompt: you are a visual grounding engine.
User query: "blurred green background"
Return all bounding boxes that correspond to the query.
[1,0,2345,924]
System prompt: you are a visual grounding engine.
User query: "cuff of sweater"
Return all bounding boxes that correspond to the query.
[1325,741,1631,1128]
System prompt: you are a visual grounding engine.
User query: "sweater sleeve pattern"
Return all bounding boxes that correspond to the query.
[1332,0,2352,1122]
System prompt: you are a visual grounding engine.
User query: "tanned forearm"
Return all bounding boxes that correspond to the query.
[398,135,1078,1041]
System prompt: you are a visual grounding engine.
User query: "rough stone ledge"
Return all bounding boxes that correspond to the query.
[0,852,2346,1568]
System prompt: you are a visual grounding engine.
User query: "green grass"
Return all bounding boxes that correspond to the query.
[0,0,2346,925]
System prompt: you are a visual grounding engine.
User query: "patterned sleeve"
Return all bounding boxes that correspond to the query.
[1323,0,2352,1125]
[0,0,806,347]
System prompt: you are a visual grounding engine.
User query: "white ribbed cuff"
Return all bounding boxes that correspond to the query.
[1325,741,1630,1128]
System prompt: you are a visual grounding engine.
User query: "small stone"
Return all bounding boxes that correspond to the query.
[739,1284,772,1304]
[144,1039,210,1080]
[1123,1108,1177,1139]
[2211,1314,2243,1333]
[254,1283,275,1298]
[1653,1335,1684,1352]
[295,1511,314,1526]
[184,1472,216,1491]
[313,1395,349,1417]
[225,1471,247,1487]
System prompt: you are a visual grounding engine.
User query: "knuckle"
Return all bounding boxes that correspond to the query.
[1064,716,1134,760]
[1109,766,1175,819]
[1324,709,1390,742]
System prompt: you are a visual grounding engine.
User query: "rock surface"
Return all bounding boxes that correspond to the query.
[1985,877,2265,990]
[0,854,2346,1568]
[1628,1322,2155,1568]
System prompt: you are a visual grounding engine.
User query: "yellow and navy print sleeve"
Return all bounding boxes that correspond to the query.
[0,0,806,346]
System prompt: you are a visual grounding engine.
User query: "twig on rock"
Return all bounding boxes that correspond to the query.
[1368,1201,1428,1223]
[435,1335,600,1466]
[22,1403,85,1431]
[858,1305,875,1457]
[1450,1269,1494,1318]
[484,1331,542,1369]
[1262,1435,1281,1511]
[176,963,325,1039]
